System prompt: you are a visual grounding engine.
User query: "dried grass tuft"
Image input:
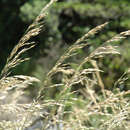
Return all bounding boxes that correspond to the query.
[0,0,130,130]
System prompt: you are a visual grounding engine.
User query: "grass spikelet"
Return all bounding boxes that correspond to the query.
[106,30,130,43]
[75,22,108,44]
[0,0,57,78]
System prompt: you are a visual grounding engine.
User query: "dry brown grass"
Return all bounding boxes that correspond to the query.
[0,0,130,130]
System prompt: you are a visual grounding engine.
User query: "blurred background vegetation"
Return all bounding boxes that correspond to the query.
[0,0,130,90]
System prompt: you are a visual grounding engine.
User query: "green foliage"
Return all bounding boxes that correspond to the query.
[20,0,47,22]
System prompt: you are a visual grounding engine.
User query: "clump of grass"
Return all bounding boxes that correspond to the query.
[0,0,130,130]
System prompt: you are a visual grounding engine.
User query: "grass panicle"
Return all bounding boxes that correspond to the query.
[0,0,130,130]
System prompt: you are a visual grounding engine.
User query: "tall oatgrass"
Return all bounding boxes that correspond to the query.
[0,0,130,130]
